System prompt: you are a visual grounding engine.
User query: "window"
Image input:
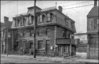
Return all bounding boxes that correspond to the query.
[31,16,34,24]
[62,30,70,38]
[28,16,32,25]
[17,19,20,27]
[30,30,32,36]
[66,31,70,38]
[46,28,50,35]
[65,20,68,27]
[14,18,17,27]
[38,28,46,36]
[47,13,53,22]
[23,17,26,26]
[40,15,42,22]
[71,22,74,29]
[94,18,97,29]
[22,31,24,37]
[26,17,29,25]
[50,13,53,21]
[63,30,66,38]
[88,18,93,30]
[42,15,45,22]
[20,18,23,26]
[38,40,44,50]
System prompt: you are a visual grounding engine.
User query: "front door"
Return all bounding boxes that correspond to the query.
[46,40,50,55]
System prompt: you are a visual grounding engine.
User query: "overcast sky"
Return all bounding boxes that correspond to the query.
[1,1,94,33]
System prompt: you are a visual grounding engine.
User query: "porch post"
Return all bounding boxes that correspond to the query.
[70,39,72,56]
[12,30,14,52]
[54,26,57,56]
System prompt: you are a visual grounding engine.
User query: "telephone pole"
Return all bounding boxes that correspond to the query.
[33,0,36,58]
[7,29,8,56]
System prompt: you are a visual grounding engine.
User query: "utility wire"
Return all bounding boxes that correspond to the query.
[17,0,18,15]
[63,4,94,10]
[61,1,89,7]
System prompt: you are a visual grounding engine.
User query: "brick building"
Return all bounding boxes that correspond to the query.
[10,6,76,56]
[87,0,99,59]
[0,17,12,54]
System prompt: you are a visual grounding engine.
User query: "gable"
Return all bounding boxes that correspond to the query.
[87,6,99,17]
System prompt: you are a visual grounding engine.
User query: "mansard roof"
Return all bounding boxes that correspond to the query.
[11,6,76,32]
[87,6,99,17]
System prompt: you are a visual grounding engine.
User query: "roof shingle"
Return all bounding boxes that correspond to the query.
[87,6,99,17]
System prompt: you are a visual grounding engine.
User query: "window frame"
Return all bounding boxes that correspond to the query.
[38,40,45,50]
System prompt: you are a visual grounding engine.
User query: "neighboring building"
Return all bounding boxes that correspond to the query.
[0,17,12,54]
[0,22,4,53]
[74,33,88,52]
[10,6,76,56]
[87,0,99,59]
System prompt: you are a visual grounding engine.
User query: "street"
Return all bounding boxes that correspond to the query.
[1,54,99,64]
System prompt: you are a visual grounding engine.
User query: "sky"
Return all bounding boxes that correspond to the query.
[1,1,94,33]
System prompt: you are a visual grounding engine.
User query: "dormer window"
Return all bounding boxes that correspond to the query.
[17,18,20,27]
[42,15,45,22]
[23,17,26,26]
[40,15,42,22]
[28,15,32,25]
[31,16,34,24]
[39,14,45,23]
[47,13,53,22]
[14,18,17,27]
[20,17,23,26]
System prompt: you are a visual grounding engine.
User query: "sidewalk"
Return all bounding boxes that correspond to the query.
[1,54,64,61]
[1,54,99,63]
[1,54,64,63]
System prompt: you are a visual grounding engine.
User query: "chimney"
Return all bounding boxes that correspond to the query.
[94,0,97,6]
[58,6,62,12]
[4,16,9,23]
